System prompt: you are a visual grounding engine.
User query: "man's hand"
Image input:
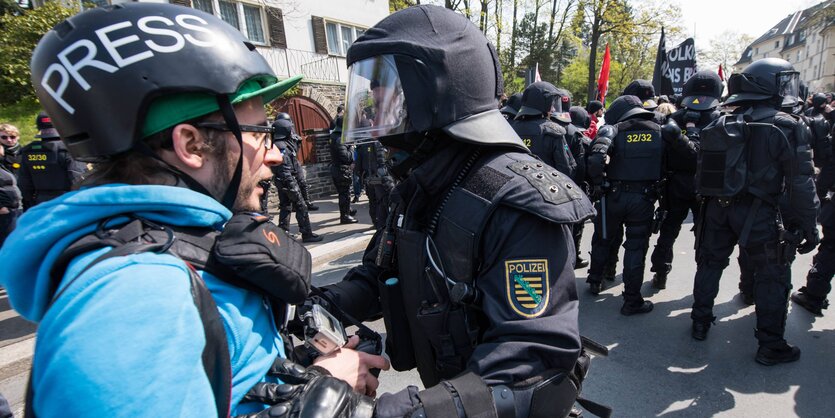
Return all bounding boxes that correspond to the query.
[313,335,390,396]
[798,227,821,254]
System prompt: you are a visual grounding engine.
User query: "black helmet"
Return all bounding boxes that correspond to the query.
[332,116,344,134]
[551,89,572,123]
[681,70,723,111]
[812,93,828,109]
[35,111,60,139]
[272,119,294,141]
[275,112,292,122]
[517,81,560,118]
[342,5,521,150]
[31,3,301,162]
[725,58,799,107]
[569,106,591,129]
[500,93,523,117]
[605,95,652,125]
[623,80,656,101]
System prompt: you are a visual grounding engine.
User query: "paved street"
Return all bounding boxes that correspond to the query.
[2,214,834,416]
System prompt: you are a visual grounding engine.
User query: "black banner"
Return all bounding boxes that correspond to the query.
[652,27,674,96]
[663,38,697,95]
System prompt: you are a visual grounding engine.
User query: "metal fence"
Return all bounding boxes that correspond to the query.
[257,47,342,83]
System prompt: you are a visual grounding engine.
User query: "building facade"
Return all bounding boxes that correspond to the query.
[734,1,835,93]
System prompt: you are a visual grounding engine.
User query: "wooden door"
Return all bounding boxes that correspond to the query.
[274,96,333,164]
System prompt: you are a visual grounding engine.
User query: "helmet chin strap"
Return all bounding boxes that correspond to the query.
[216,95,244,211]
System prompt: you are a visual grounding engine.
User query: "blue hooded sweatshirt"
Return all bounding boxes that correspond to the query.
[0,184,284,417]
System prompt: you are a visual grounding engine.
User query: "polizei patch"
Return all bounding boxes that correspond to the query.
[505,259,550,318]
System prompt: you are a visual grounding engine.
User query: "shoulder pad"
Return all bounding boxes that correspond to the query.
[460,152,596,224]
[774,112,801,129]
[542,121,567,136]
[596,124,617,139]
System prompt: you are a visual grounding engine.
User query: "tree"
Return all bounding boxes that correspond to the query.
[697,31,754,75]
[0,1,76,104]
[390,0,419,12]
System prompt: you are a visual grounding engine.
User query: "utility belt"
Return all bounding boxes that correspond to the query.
[711,194,755,208]
[607,180,657,194]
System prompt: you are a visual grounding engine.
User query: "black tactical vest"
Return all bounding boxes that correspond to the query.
[383,151,592,386]
[606,119,663,182]
[22,140,74,195]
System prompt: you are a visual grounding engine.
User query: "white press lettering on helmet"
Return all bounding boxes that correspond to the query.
[40,14,219,115]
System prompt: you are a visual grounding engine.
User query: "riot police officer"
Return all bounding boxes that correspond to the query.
[500,93,523,120]
[553,91,588,268]
[649,70,721,289]
[354,137,394,230]
[272,118,322,242]
[18,112,85,210]
[329,118,358,224]
[511,81,577,179]
[690,58,819,365]
[318,6,599,417]
[586,96,665,314]
[274,112,319,212]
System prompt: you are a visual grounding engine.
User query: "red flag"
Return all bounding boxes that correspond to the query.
[597,44,611,105]
[718,64,725,81]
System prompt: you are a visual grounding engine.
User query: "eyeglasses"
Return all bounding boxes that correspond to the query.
[1,135,17,140]
[196,122,274,150]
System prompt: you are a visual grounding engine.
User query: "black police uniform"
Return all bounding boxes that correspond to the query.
[692,105,818,348]
[556,115,588,267]
[511,117,576,178]
[272,139,316,237]
[321,142,596,417]
[586,96,664,312]
[328,131,356,221]
[18,138,84,210]
[355,141,394,230]
[649,108,718,283]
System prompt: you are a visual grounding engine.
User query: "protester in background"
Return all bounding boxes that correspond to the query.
[656,102,676,116]
[0,123,21,176]
[0,143,21,246]
[586,100,604,140]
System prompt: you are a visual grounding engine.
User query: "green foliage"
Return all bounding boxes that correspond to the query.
[0,0,21,16]
[389,0,418,12]
[0,96,43,147]
[0,1,76,105]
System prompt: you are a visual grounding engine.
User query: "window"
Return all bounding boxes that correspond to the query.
[754,47,759,55]
[324,21,367,56]
[198,0,266,45]
[775,40,780,48]
[799,30,806,41]
[798,50,802,61]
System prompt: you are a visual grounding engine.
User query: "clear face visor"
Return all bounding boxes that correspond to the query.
[342,55,411,145]
[777,71,800,101]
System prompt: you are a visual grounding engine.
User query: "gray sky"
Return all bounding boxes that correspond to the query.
[677,0,823,49]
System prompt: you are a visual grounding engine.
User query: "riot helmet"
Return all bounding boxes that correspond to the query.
[342,5,522,152]
[30,3,301,209]
[273,119,294,141]
[569,106,591,129]
[332,116,343,134]
[275,112,293,122]
[500,93,523,118]
[623,80,656,101]
[35,111,60,139]
[681,70,723,111]
[550,89,572,123]
[812,93,828,109]
[517,81,560,119]
[605,95,653,125]
[725,58,799,107]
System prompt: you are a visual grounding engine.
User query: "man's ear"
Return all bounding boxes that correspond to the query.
[171,123,207,169]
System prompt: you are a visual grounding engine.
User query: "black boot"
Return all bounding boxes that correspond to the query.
[587,275,603,295]
[620,300,653,316]
[349,208,357,216]
[603,263,617,281]
[340,215,358,224]
[302,233,323,243]
[652,272,667,290]
[691,321,711,341]
[739,291,755,306]
[574,255,589,269]
[307,203,320,211]
[791,289,828,316]
[755,341,800,366]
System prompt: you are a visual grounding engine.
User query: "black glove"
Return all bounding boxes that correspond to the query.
[661,119,683,144]
[797,227,821,254]
[234,358,374,418]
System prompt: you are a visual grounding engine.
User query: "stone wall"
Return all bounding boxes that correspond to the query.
[298,82,347,115]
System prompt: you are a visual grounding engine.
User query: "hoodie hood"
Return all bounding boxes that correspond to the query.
[0,184,231,321]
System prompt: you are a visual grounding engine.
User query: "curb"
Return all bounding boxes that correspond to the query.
[309,230,374,269]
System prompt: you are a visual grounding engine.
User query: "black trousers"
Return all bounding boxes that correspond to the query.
[803,200,835,299]
[589,189,654,304]
[650,192,700,275]
[692,198,790,346]
[274,177,312,235]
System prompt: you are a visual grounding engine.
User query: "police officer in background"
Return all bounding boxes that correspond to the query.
[649,71,721,290]
[318,6,599,417]
[329,117,358,224]
[511,81,577,179]
[18,112,85,210]
[500,92,523,121]
[553,90,588,268]
[271,117,322,242]
[275,112,319,212]
[354,137,394,230]
[690,58,818,365]
[586,95,664,314]
[623,80,666,125]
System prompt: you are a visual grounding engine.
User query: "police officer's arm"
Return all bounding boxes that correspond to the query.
[777,115,820,243]
[586,125,616,187]
[661,119,699,157]
[17,163,35,211]
[376,206,584,418]
[318,231,385,322]
[570,132,586,184]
